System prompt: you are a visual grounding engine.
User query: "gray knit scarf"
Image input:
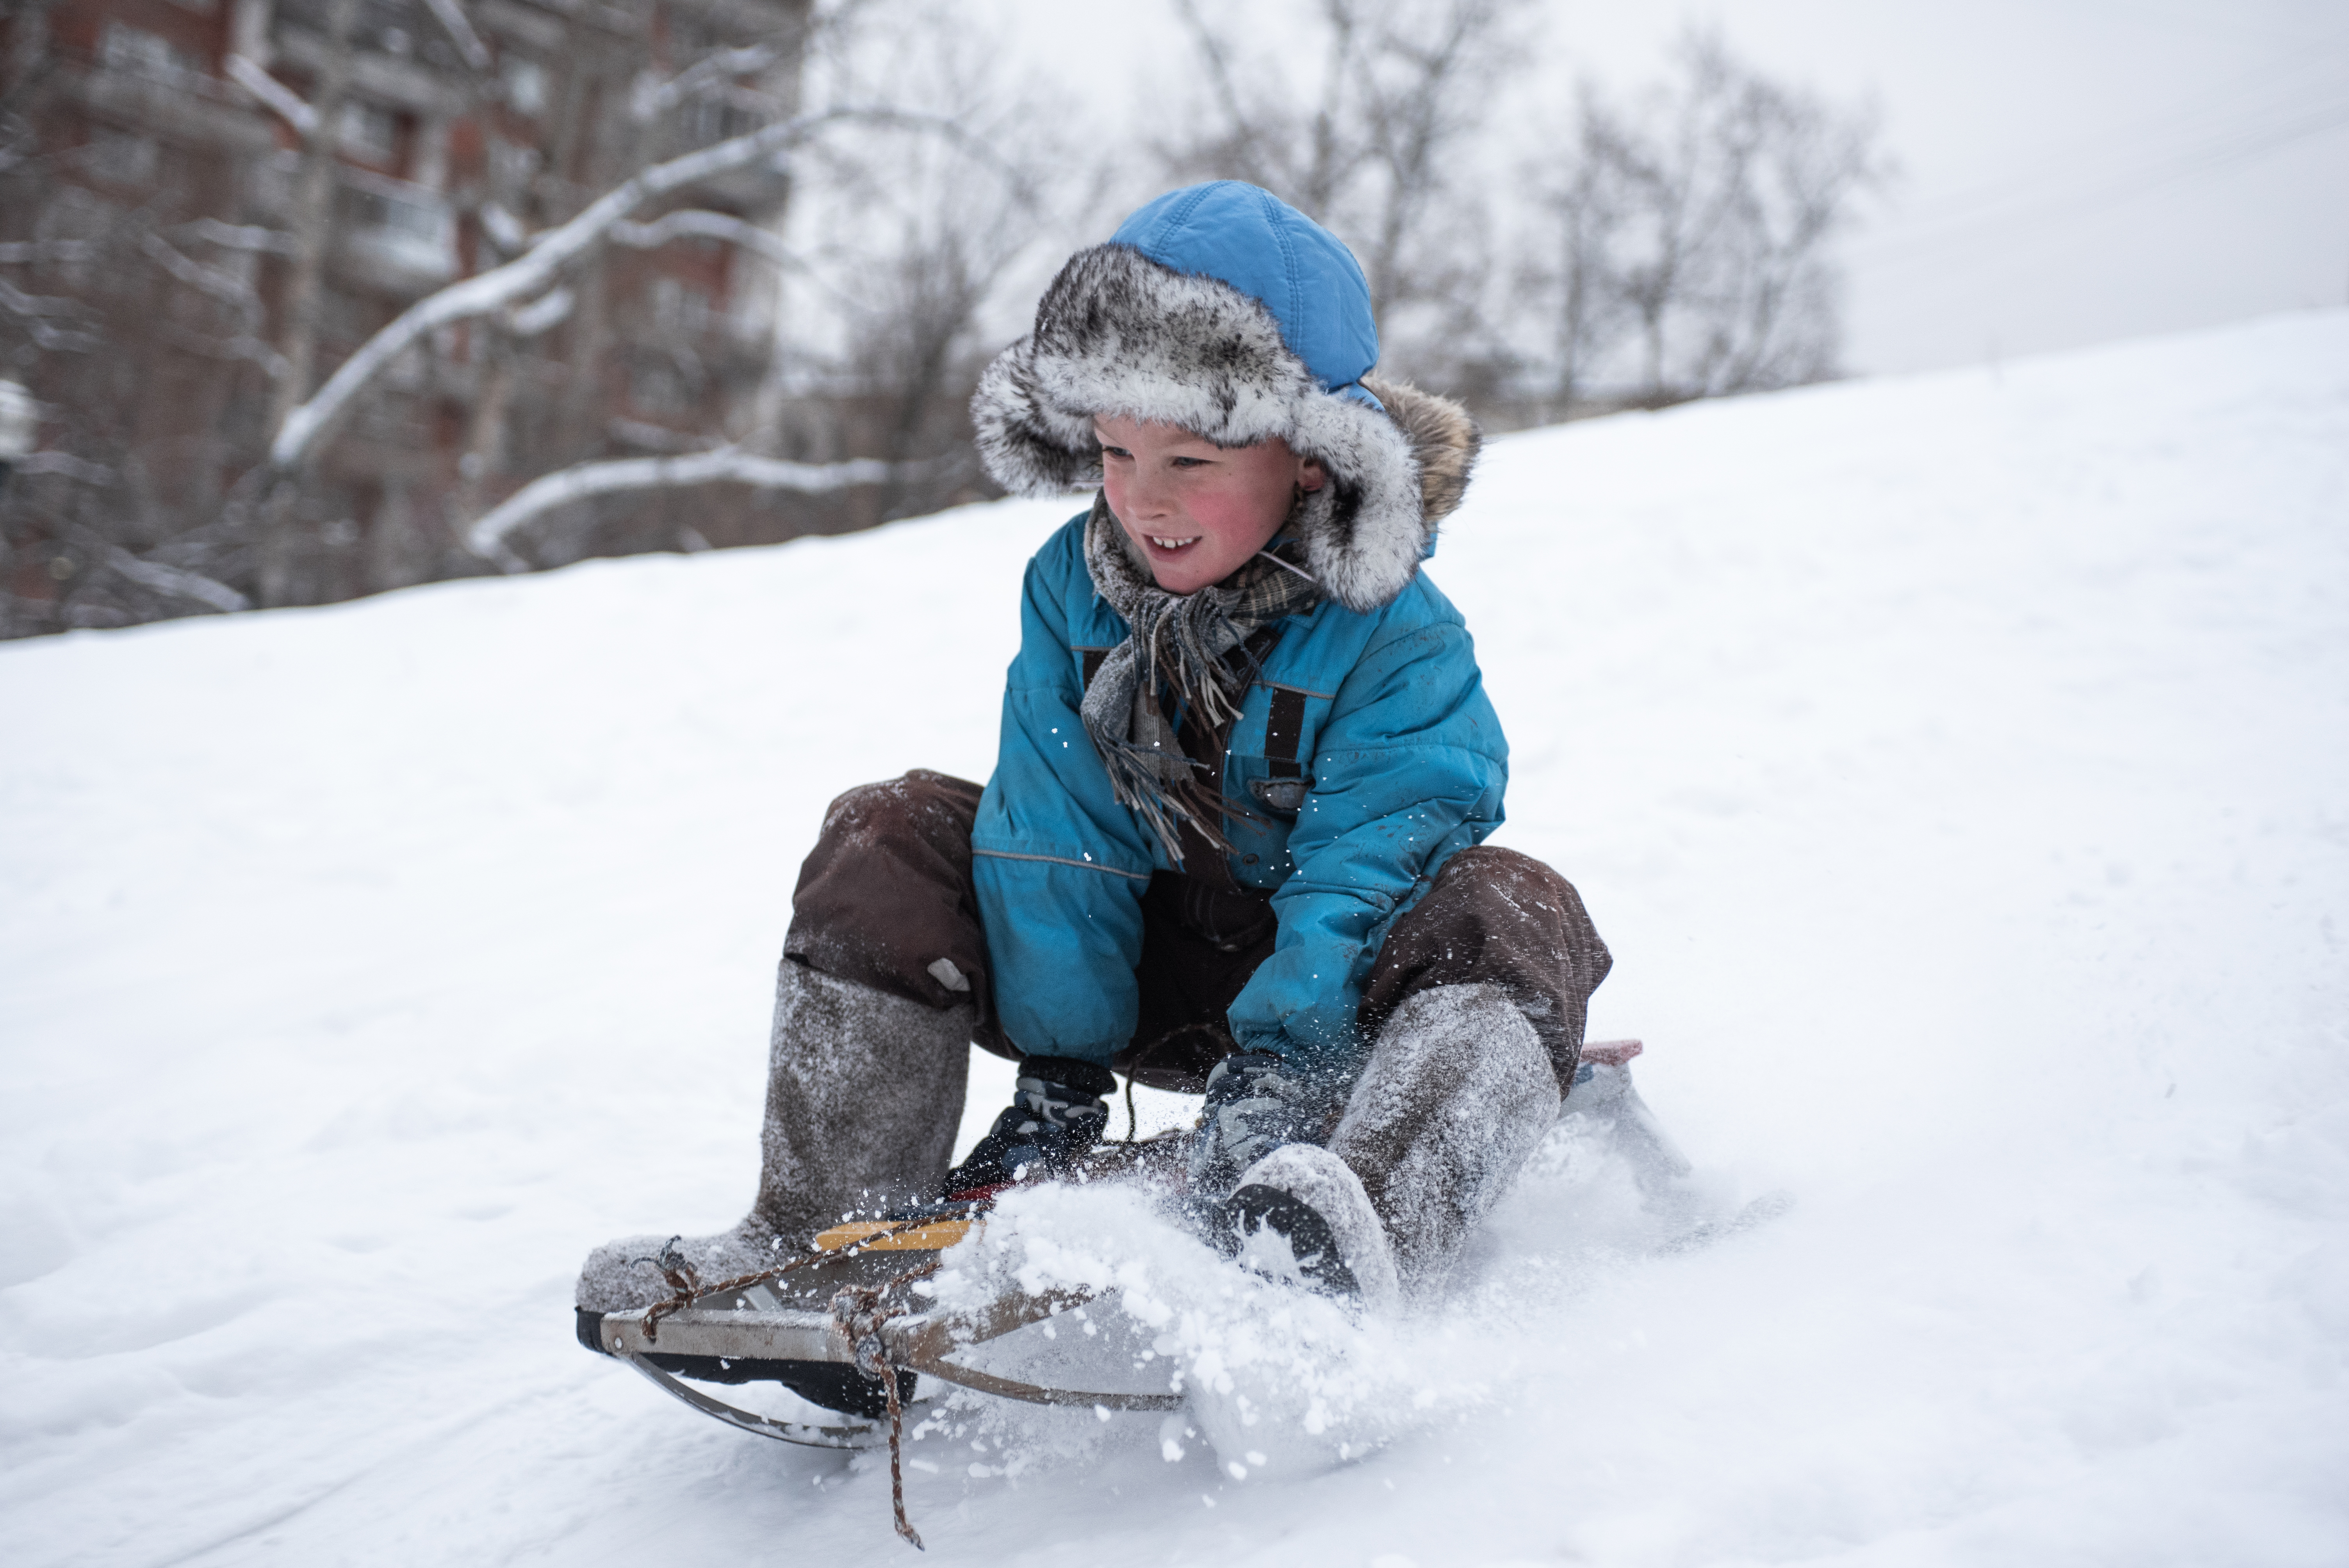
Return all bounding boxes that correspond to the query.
[1080,492,1321,866]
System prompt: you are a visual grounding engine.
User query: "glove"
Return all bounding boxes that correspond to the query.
[939,1056,1114,1195]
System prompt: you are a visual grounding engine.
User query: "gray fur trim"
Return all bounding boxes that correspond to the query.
[1365,374,1481,524]
[972,244,1481,613]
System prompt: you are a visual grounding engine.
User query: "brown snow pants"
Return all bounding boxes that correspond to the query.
[783,770,1611,1094]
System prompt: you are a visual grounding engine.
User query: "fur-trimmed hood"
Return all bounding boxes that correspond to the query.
[971,182,1480,613]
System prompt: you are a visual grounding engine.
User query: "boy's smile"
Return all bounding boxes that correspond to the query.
[1094,415,1324,594]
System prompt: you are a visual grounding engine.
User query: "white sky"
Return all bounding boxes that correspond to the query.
[981,0,2349,376]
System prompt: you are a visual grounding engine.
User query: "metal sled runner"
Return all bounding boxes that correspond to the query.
[581,1240,1182,1453]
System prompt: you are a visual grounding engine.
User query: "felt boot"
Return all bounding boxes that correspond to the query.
[1326,982,1561,1299]
[574,962,971,1315]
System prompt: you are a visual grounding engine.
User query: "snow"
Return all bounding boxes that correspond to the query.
[4,310,2345,1565]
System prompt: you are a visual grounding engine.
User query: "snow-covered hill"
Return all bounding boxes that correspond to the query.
[4,312,2344,1567]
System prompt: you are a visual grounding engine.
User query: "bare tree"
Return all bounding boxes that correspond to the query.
[335,3,1080,573]
[1518,144,1628,415]
[0,18,286,631]
[0,0,852,629]
[1520,32,1889,412]
[259,105,899,479]
[775,9,1094,524]
[3,2,1890,638]
[255,0,360,605]
[2,0,1080,628]
[1159,0,1526,380]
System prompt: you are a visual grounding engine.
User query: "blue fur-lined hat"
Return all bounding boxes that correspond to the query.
[971,181,1479,613]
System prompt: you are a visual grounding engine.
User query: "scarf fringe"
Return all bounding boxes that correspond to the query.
[1080,495,1319,867]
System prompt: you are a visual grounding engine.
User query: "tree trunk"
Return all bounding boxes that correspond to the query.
[455,324,519,528]
[258,0,360,608]
[2,0,56,109]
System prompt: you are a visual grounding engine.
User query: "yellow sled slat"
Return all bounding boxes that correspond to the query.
[813,1217,975,1253]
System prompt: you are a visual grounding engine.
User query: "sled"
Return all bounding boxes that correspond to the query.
[580,1229,1185,1452]
[577,1038,1681,1442]
[575,1039,1684,1544]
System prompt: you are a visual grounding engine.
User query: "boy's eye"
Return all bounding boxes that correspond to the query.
[1170,456,1207,468]
[1098,445,1131,460]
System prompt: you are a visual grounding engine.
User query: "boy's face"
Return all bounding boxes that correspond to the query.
[1094,415,1324,594]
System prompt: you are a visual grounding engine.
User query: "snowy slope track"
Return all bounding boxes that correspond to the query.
[3,312,2345,1566]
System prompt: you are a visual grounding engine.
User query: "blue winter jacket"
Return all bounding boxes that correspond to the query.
[971,515,1508,1071]
[963,180,1499,1071]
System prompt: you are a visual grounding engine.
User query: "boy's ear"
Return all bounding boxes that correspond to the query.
[1300,457,1328,493]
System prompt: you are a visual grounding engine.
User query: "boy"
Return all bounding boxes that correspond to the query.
[577,181,1609,1322]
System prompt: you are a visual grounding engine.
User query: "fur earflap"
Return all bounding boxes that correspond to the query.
[972,244,1480,613]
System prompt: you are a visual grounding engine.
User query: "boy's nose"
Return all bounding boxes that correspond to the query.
[1125,470,1174,520]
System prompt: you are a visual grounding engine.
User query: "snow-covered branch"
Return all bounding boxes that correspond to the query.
[420,0,492,73]
[0,277,99,351]
[141,232,262,317]
[106,547,252,613]
[503,286,572,337]
[466,449,898,566]
[162,323,291,378]
[609,209,800,271]
[226,53,319,135]
[0,276,84,319]
[478,201,528,256]
[0,240,98,266]
[268,105,933,472]
[168,219,297,256]
[15,451,116,485]
[631,45,785,123]
[139,234,285,376]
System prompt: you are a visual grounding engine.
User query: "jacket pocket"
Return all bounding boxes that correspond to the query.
[1228,752,1307,820]
[1247,774,1312,813]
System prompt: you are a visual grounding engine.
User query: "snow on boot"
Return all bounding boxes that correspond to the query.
[574,962,972,1318]
[1327,982,1561,1299]
[938,1057,1114,1194]
[1186,1051,1332,1199]
[1221,1142,1401,1311]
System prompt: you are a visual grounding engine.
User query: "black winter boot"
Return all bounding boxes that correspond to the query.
[940,1057,1116,1195]
[1214,1142,1400,1309]
[1185,1051,1330,1199]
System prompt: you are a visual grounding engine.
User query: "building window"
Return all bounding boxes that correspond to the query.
[488,137,541,205]
[86,131,162,187]
[503,57,549,119]
[337,175,458,284]
[630,361,693,416]
[99,22,203,81]
[339,101,401,166]
[681,95,758,149]
[651,277,718,337]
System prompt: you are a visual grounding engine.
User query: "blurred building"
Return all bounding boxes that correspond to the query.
[0,0,810,627]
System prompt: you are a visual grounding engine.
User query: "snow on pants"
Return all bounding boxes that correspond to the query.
[782,769,1612,1096]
